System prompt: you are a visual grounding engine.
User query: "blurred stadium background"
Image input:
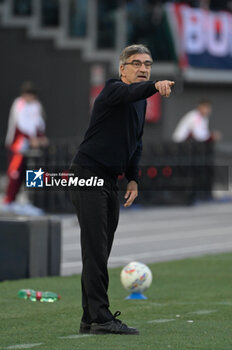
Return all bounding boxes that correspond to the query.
[0,0,232,278]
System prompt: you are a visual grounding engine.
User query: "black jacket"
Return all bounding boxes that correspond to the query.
[74,79,158,182]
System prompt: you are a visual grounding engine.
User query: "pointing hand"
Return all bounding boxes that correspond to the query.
[155,80,175,98]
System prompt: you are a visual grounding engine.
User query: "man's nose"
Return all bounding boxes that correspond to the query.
[139,64,147,72]
[141,62,150,70]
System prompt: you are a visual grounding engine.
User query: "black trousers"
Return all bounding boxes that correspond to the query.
[70,165,119,323]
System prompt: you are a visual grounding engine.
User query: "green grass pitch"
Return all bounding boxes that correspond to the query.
[1,252,232,350]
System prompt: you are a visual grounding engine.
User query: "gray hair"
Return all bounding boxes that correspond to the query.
[119,44,152,77]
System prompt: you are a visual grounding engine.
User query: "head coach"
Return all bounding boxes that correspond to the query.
[70,44,175,335]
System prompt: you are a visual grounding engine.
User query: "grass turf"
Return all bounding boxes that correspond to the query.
[1,252,232,350]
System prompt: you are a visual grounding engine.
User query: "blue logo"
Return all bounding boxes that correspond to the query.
[26,168,44,188]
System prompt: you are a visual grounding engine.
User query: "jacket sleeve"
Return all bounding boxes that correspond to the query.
[125,139,142,183]
[104,80,158,105]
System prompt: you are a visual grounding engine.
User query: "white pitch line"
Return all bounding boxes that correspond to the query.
[147,311,217,325]
[147,319,176,324]
[63,225,232,251]
[5,344,43,349]
[58,335,92,339]
[188,310,217,315]
[216,301,232,306]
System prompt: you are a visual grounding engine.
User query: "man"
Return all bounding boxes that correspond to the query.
[3,81,48,215]
[70,44,174,335]
[172,100,221,142]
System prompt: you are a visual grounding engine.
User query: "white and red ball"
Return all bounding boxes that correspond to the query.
[120,261,152,293]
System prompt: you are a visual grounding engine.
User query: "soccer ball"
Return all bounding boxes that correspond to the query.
[120,261,152,293]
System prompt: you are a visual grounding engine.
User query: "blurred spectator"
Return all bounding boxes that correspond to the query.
[172,100,221,201]
[172,100,221,142]
[2,82,48,215]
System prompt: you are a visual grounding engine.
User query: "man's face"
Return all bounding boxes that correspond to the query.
[198,104,212,117]
[120,53,152,84]
[23,93,37,103]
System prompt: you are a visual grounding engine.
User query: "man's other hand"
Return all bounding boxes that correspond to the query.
[124,180,138,207]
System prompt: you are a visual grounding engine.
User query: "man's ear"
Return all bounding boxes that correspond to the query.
[120,64,125,77]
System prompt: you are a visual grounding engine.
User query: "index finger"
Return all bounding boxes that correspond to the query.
[124,198,133,207]
[124,192,137,207]
[124,193,133,206]
[169,81,175,86]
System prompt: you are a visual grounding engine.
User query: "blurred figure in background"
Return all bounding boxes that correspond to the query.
[2,81,48,215]
[172,100,221,143]
[172,100,221,201]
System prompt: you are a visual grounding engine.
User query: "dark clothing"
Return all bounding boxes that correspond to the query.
[70,164,119,323]
[74,79,158,183]
[71,79,158,324]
